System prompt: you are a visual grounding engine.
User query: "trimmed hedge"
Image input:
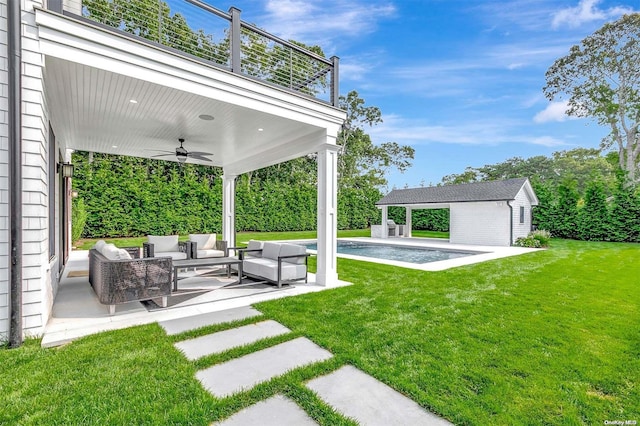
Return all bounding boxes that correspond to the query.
[71,152,383,238]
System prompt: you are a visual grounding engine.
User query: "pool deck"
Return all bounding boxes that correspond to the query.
[305,237,542,272]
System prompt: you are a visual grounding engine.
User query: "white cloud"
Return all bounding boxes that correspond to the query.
[260,0,396,45]
[551,0,634,29]
[533,101,573,123]
[368,114,569,147]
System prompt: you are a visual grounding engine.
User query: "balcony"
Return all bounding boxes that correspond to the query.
[50,0,338,106]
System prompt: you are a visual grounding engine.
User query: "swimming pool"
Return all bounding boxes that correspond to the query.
[301,240,483,264]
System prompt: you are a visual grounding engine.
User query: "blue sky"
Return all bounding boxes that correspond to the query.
[215,0,637,189]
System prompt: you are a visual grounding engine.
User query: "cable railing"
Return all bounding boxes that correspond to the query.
[52,0,338,106]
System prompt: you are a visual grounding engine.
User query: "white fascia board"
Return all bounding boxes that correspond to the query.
[224,128,329,175]
[35,10,345,128]
[520,180,539,205]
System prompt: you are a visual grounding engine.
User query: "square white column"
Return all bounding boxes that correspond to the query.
[222,173,237,248]
[381,205,388,239]
[316,144,339,286]
[405,207,412,238]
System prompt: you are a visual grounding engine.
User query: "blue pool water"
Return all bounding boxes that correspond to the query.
[301,240,481,264]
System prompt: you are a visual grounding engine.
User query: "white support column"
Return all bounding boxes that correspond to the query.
[222,173,237,249]
[316,144,339,286]
[381,205,388,239]
[405,207,412,238]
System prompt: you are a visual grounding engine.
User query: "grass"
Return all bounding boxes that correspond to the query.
[2,237,638,424]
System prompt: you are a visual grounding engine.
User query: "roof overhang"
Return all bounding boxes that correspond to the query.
[36,9,346,175]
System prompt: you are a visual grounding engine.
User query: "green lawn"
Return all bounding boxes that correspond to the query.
[2,238,638,424]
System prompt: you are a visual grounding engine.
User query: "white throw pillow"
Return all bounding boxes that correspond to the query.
[102,244,120,260]
[189,233,216,250]
[94,240,106,253]
[118,249,132,260]
[147,235,179,252]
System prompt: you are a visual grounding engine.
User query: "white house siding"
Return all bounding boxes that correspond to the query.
[511,187,533,243]
[0,0,9,340]
[450,201,511,246]
[21,0,55,337]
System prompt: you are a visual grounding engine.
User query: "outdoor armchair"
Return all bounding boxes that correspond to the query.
[143,235,189,260]
[187,233,228,259]
[89,242,172,315]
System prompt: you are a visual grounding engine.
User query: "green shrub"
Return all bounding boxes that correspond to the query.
[514,236,542,248]
[530,229,551,247]
[515,230,551,248]
[71,197,88,245]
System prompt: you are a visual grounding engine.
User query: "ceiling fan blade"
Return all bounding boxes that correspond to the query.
[188,154,213,162]
[151,153,175,158]
[188,151,214,156]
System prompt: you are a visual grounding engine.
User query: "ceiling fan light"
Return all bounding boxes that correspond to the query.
[177,153,188,163]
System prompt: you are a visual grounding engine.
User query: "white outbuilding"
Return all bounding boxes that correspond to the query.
[375,178,539,246]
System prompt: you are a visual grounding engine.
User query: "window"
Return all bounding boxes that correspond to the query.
[519,206,525,224]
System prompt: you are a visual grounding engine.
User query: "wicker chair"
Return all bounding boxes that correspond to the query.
[89,248,172,315]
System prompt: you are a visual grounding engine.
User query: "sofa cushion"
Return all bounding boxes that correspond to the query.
[245,240,264,257]
[279,243,307,264]
[197,249,225,258]
[262,242,281,260]
[102,244,132,260]
[189,233,216,250]
[157,251,188,261]
[147,235,179,253]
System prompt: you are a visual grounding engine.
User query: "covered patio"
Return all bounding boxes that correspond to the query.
[20,1,348,343]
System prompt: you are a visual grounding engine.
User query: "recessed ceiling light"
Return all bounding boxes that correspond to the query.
[199,114,215,121]
[129,99,138,104]
[258,128,264,132]
[112,145,118,148]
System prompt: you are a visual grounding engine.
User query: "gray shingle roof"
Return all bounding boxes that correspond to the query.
[377,177,530,205]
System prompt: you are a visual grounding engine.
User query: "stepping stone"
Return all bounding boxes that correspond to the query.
[213,394,318,426]
[196,337,333,398]
[175,320,291,360]
[306,365,452,426]
[159,306,262,335]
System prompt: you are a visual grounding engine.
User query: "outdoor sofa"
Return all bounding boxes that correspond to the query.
[89,240,172,315]
[236,240,309,288]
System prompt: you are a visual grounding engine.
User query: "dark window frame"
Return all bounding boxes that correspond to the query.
[519,206,525,224]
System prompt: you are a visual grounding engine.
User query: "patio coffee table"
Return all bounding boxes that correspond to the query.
[171,257,242,291]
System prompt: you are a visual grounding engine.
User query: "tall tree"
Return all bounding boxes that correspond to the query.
[577,179,609,241]
[543,14,640,182]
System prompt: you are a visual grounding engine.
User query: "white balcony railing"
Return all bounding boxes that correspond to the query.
[50,0,339,106]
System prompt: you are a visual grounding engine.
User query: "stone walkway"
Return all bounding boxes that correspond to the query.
[161,306,452,425]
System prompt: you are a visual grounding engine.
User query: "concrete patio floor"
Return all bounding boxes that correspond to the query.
[41,250,351,348]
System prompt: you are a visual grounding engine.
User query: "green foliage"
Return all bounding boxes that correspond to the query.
[513,236,541,248]
[544,14,640,182]
[577,179,610,241]
[550,180,581,240]
[514,230,551,248]
[388,207,450,232]
[609,171,640,242]
[71,197,88,244]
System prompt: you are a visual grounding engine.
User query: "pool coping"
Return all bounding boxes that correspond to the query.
[291,237,542,272]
